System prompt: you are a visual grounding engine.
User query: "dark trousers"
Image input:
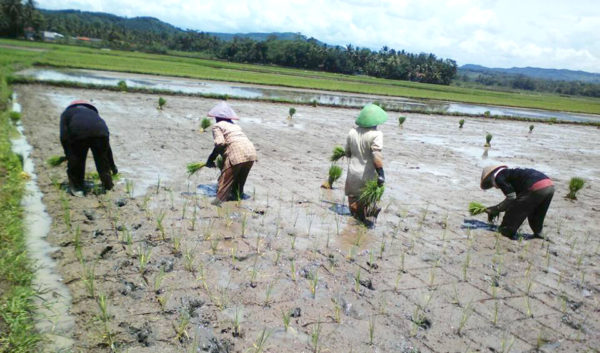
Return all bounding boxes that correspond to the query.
[499,186,554,237]
[67,137,116,191]
[217,161,253,201]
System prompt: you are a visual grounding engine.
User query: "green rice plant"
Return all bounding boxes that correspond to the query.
[125,179,134,198]
[311,99,318,107]
[96,292,115,349]
[9,111,21,122]
[288,107,296,119]
[183,248,196,272]
[368,315,375,345]
[354,268,361,293]
[332,298,342,323]
[233,307,242,337]
[190,205,197,230]
[468,201,487,215]
[73,225,82,262]
[281,309,291,331]
[457,301,473,335]
[82,262,96,298]
[398,116,406,127]
[358,179,384,215]
[117,80,127,91]
[200,117,212,132]
[96,292,110,323]
[330,146,346,162]
[186,162,207,178]
[137,244,152,274]
[210,237,220,255]
[60,191,71,230]
[252,328,271,353]
[485,133,493,147]
[264,279,277,306]
[309,270,318,299]
[458,119,465,128]
[157,291,170,311]
[154,268,166,293]
[529,124,534,133]
[47,155,66,167]
[290,259,296,282]
[310,319,322,353]
[174,311,190,342]
[156,210,166,241]
[156,175,161,194]
[158,97,166,109]
[566,177,585,200]
[484,110,491,117]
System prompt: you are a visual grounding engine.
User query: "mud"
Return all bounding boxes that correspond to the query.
[15,83,600,352]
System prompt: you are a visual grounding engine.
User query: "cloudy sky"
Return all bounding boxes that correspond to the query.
[38,0,600,72]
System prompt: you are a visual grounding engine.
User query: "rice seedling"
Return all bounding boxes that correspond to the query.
[47,155,66,167]
[330,146,346,162]
[117,80,127,91]
[398,116,406,127]
[290,233,297,250]
[309,270,318,299]
[200,117,212,132]
[459,119,465,128]
[358,179,384,216]
[484,110,491,117]
[154,268,166,293]
[158,97,166,109]
[331,298,342,323]
[498,334,515,353]
[457,301,473,335]
[9,111,21,122]
[137,244,152,274]
[491,285,499,326]
[124,178,135,198]
[157,291,170,311]
[183,248,196,272]
[156,210,166,240]
[354,268,361,293]
[82,262,96,298]
[566,177,585,200]
[264,279,277,306]
[250,257,259,287]
[468,201,487,216]
[290,259,296,282]
[310,319,322,353]
[288,107,296,119]
[210,237,220,255]
[368,315,376,345]
[72,225,83,262]
[233,307,242,337]
[95,292,115,349]
[59,191,71,230]
[529,124,534,133]
[174,311,190,342]
[156,175,161,194]
[462,245,471,281]
[322,165,342,189]
[485,133,493,147]
[282,309,291,331]
[524,296,533,318]
[251,328,271,353]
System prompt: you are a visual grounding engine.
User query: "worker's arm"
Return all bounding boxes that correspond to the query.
[345,134,351,158]
[59,110,71,157]
[372,132,385,186]
[206,125,225,168]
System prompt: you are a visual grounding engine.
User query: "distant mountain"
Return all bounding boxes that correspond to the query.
[460,64,600,83]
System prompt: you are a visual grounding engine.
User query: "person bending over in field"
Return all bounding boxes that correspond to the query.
[344,103,387,225]
[60,100,118,197]
[480,165,554,239]
[205,102,257,205]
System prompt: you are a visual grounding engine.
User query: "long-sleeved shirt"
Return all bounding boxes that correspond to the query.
[344,126,383,197]
[494,168,550,196]
[60,106,109,143]
[212,121,257,170]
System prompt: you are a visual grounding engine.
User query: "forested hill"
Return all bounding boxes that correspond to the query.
[37,9,457,85]
[461,64,600,83]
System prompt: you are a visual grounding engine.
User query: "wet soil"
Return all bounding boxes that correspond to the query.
[16,83,600,352]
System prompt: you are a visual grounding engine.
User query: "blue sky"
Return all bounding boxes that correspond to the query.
[39,0,600,72]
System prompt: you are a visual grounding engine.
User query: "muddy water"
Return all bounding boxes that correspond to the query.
[15,84,600,353]
[9,93,75,351]
[17,68,600,123]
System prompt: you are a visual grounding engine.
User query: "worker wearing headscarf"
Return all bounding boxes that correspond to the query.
[205,102,257,204]
[60,100,118,197]
[344,103,387,223]
[481,165,554,239]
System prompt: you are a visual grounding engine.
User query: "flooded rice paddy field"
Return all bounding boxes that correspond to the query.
[15,84,600,352]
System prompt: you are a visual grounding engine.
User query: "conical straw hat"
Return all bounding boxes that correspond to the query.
[480,165,507,189]
[355,103,388,128]
[207,101,239,120]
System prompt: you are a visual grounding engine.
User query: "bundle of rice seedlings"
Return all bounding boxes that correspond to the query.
[468,202,487,216]
[398,116,406,127]
[158,97,166,109]
[10,111,21,122]
[86,172,120,181]
[485,133,493,147]
[47,155,67,167]
[216,155,224,170]
[459,119,465,128]
[200,117,212,132]
[187,162,206,176]
[322,165,343,189]
[566,177,585,200]
[330,146,346,162]
[529,125,534,133]
[288,107,296,119]
[359,179,384,214]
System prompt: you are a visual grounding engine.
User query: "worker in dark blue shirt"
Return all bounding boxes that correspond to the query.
[60,100,118,196]
[480,165,554,239]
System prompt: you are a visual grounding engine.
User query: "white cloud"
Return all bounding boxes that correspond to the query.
[37,0,600,72]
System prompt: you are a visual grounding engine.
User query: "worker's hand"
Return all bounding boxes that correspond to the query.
[206,159,216,168]
[111,166,118,175]
[485,207,500,222]
[376,167,385,186]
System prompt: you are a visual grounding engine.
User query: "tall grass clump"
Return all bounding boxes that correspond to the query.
[459,119,465,128]
[359,179,385,215]
[468,202,486,215]
[485,133,493,147]
[47,155,66,167]
[158,97,166,109]
[322,165,342,189]
[200,117,212,132]
[330,146,345,162]
[398,116,406,127]
[186,162,206,176]
[566,177,585,200]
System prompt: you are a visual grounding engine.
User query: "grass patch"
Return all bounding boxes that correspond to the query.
[0,67,40,352]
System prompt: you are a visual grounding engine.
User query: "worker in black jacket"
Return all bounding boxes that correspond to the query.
[60,100,118,196]
[480,165,554,239]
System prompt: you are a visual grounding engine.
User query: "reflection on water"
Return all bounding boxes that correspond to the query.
[17,68,600,123]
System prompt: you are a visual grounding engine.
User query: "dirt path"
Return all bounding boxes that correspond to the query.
[16,84,600,352]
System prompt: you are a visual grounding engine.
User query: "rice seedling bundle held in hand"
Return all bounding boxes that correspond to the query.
[47,155,67,167]
[216,155,224,171]
[468,202,487,215]
[330,146,346,162]
[187,162,206,176]
[200,118,212,132]
[359,179,385,214]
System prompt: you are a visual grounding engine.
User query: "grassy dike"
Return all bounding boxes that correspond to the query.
[0,67,40,352]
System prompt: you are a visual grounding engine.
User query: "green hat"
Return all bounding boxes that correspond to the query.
[355,103,388,128]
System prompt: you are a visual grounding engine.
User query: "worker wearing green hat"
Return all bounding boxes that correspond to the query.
[344,103,387,224]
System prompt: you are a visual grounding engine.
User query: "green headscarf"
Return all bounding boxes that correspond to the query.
[355,103,388,128]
